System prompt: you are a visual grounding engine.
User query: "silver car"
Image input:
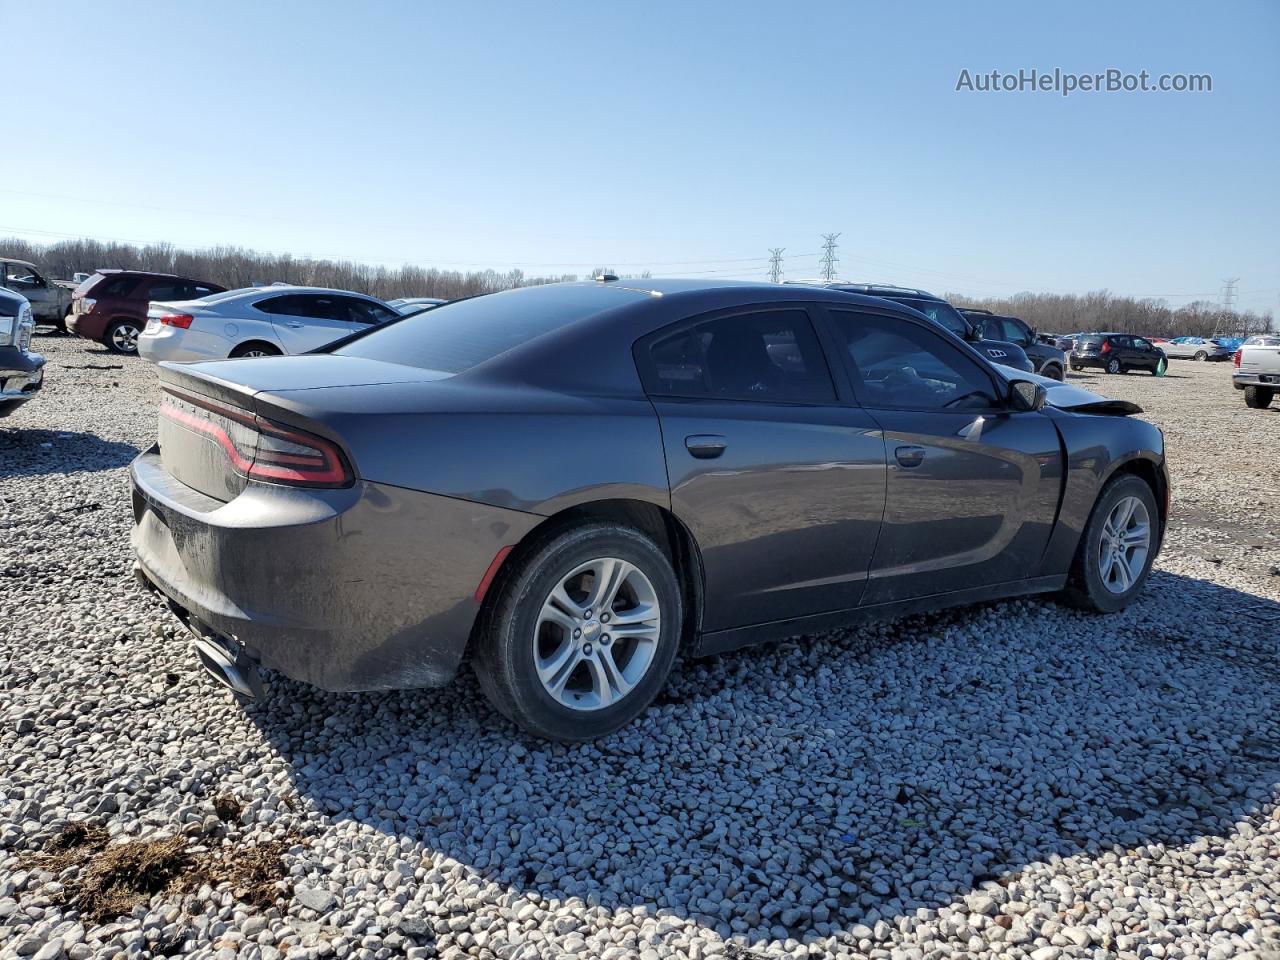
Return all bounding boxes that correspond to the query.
[388,296,447,315]
[137,286,401,363]
[1161,336,1233,361]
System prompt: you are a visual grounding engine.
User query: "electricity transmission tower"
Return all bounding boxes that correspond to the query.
[1217,277,1240,334]
[819,233,841,281]
[768,248,785,284]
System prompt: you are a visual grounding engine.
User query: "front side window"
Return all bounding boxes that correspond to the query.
[999,318,1032,346]
[829,310,1001,411]
[4,263,40,287]
[644,309,835,403]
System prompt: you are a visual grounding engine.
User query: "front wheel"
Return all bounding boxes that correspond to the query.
[1194,350,1208,361]
[473,523,682,741]
[1043,364,1065,382]
[1244,386,1275,409]
[1060,474,1159,613]
[104,319,142,355]
[1105,357,1123,375]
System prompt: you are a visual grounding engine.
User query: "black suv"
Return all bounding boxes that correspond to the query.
[961,308,1066,380]
[788,282,1034,373]
[1,289,44,419]
[1070,333,1167,376]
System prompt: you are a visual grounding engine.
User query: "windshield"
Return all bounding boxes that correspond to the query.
[333,285,626,374]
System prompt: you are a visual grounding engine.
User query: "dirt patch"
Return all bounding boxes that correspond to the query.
[212,795,243,822]
[25,821,298,923]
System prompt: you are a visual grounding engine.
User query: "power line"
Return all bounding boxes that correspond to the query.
[819,233,841,281]
[767,248,785,284]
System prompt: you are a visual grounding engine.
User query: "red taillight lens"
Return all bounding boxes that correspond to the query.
[1100,340,1111,353]
[159,313,194,328]
[1233,349,1242,367]
[160,387,353,488]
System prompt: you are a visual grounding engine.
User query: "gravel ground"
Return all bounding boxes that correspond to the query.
[2,334,1278,960]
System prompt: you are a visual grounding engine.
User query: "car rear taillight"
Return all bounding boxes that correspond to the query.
[158,313,194,328]
[1233,349,1242,367]
[159,387,353,488]
[1100,340,1111,354]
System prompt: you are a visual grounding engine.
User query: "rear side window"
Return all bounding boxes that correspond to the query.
[333,286,621,374]
[642,309,835,403]
[256,294,337,319]
[93,275,137,298]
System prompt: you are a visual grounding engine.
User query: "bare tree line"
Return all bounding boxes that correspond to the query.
[5,236,1270,338]
[2,237,582,300]
[949,289,1274,340]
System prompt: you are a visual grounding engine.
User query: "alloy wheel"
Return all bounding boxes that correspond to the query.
[111,323,140,353]
[1096,495,1151,594]
[533,557,661,711]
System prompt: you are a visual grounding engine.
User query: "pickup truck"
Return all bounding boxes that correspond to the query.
[1,257,74,329]
[0,289,44,419]
[1233,335,1280,409]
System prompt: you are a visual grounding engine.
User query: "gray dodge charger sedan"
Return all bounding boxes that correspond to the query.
[131,278,1169,740]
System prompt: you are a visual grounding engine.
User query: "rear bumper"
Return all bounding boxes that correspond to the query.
[130,446,540,691]
[67,311,109,341]
[1070,354,1107,368]
[1233,372,1279,389]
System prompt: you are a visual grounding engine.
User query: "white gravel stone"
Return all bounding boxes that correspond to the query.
[1,337,1278,959]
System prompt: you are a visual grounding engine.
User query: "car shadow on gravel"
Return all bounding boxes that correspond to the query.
[0,429,139,478]
[246,571,1280,946]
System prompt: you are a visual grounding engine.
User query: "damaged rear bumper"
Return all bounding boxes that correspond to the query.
[129,445,539,692]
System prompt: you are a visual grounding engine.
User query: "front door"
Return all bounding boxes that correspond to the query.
[822,307,1063,604]
[639,305,888,630]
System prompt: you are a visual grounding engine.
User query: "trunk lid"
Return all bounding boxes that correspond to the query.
[155,357,444,502]
[1239,342,1280,376]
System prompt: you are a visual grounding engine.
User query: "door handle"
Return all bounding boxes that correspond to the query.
[894,445,926,468]
[285,321,305,328]
[685,435,727,459]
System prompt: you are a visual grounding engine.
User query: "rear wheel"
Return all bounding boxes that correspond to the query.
[1060,474,1159,613]
[104,319,142,355]
[229,341,282,359]
[1070,363,1082,372]
[1244,386,1275,409]
[1105,357,1123,375]
[473,523,682,741]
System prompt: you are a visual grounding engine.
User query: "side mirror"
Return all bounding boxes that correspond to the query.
[1008,379,1047,412]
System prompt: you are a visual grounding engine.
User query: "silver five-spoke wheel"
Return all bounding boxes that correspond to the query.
[110,323,140,353]
[1097,495,1151,594]
[534,557,661,711]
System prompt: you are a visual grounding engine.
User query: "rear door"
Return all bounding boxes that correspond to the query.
[256,294,361,353]
[820,307,1063,604]
[638,305,887,630]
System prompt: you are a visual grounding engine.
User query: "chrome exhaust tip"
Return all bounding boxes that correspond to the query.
[191,635,265,699]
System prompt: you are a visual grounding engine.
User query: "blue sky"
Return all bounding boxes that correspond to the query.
[5,0,1277,312]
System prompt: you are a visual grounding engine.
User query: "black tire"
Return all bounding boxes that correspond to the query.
[1070,364,1082,372]
[1244,386,1275,409]
[104,319,142,355]
[472,523,682,741]
[1060,473,1160,614]
[229,341,283,359]
[1105,357,1123,375]
[1194,350,1208,361]
[1042,364,1065,382]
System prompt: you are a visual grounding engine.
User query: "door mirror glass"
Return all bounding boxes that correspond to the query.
[1008,379,1047,412]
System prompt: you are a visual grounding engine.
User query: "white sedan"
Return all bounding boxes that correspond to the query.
[137,287,401,363]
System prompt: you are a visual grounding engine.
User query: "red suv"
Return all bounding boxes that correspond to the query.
[67,270,226,355]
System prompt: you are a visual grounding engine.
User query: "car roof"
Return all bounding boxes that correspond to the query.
[0,257,37,269]
[234,285,389,300]
[784,279,944,300]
